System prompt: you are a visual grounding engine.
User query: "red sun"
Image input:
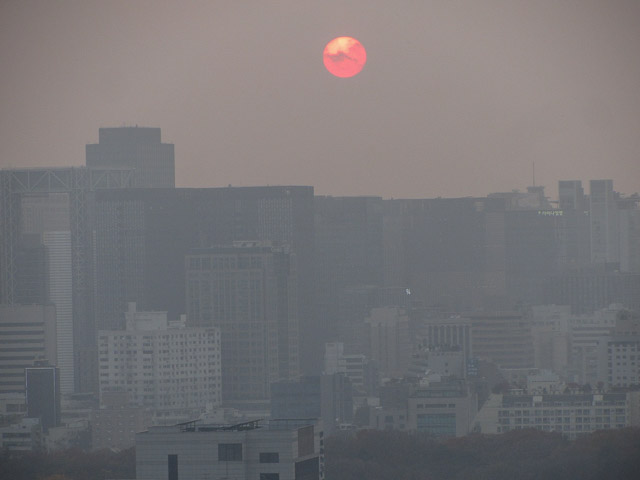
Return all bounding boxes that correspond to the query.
[323,36,366,78]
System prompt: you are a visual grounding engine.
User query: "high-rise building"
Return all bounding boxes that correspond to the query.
[93,186,316,372]
[186,242,299,407]
[25,361,60,432]
[590,179,620,266]
[382,197,508,312]
[0,166,134,393]
[314,196,384,345]
[558,180,585,211]
[86,127,175,188]
[0,305,56,396]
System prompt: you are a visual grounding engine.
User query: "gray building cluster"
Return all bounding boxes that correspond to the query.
[1,126,639,461]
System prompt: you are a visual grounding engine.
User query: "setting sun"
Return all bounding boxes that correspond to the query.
[323,36,366,78]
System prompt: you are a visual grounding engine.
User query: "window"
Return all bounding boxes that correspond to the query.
[260,474,279,480]
[218,443,242,461]
[260,452,280,463]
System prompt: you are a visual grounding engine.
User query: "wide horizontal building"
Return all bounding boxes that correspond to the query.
[473,391,637,440]
[136,419,323,480]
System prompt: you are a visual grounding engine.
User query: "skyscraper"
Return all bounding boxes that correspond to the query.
[186,242,298,407]
[590,179,619,266]
[0,166,134,393]
[86,127,175,188]
[93,186,316,371]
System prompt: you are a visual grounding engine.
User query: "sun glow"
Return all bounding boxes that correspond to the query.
[323,36,366,78]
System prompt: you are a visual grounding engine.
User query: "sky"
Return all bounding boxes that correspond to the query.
[1,0,639,199]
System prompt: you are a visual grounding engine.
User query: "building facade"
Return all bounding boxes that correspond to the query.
[97,304,221,415]
[186,242,298,407]
[86,126,175,188]
[0,305,56,396]
[136,419,323,480]
[473,392,631,440]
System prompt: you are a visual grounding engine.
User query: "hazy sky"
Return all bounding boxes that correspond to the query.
[1,0,639,199]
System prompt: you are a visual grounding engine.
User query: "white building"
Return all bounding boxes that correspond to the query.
[98,303,221,416]
[136,419,323,480]
[597,336,640,389]
[473,392,631,440]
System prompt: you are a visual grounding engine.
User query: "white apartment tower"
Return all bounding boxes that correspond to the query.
[98,304,221,415]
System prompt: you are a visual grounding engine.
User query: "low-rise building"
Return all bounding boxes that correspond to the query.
[0,417,42,451]
[473,392,631,439]
[136,419,324,480]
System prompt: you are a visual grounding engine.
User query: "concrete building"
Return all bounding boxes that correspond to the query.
[365,307,411,379]
[530,305,571,377]
[407,346,466,379]
[473,391,630,440]
[590,179,619,266]
[569,305,620,385]
[0,166,134,393]
[91,405,152,451]
[0,305,56,395]
[413,314,473,369]
[25,361,60,432]
[369,376,476,437]
[97,304,221,416]
[468,311,534,369]
[596,335,640,389]
[618,196,640,272]
[270,374,353,435]
[406,377,476,437]
[136,419,324,480]
[86,126,175,188]
[314,196,384,352]
[186,242,298,408]
[93,186,316,373]
[0,417,42,451]
[323,342,377,396]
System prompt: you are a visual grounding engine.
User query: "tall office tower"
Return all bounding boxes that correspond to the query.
[618,196,640,272]
[502,208,560,304]
[25,361,60,433]
[559,180,585,211]
[14,234,48,305]
[314,196,384,347]
[93,186,316,371]
[555,181,591,272]
[0,305,56,396]
[382,197,508,312]
[86,127,175,188]
[590,180,620,266]
[0,166,134,393]
[97,304,221,416]
[186,242,298,408]
[20,193,74,393]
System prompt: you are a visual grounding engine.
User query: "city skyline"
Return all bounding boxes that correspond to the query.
[1,1,639,199]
